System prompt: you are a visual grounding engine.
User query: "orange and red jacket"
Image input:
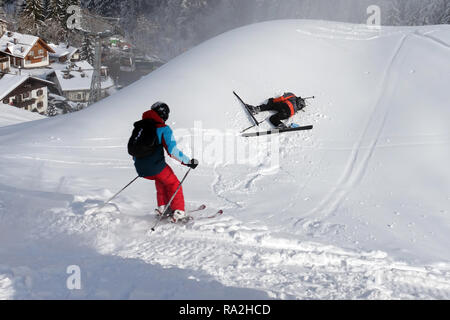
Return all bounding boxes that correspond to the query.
[267,92,299,117]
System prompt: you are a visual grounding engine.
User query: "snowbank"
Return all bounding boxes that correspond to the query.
[0,103,45,127]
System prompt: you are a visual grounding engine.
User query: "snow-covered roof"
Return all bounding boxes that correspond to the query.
[53,61,114,92]
[0,31,54,58]
[48,43,79,59]
[0,74,53,100]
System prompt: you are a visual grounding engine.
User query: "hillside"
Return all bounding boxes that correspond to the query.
[0,103,45,127]
[0,20,449,299]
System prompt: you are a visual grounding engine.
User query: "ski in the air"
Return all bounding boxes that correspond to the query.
[233,91,263,127]
[242,125,313,137]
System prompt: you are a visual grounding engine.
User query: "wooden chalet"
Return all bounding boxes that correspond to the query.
[0,74,53,114]
[0,31,55,69]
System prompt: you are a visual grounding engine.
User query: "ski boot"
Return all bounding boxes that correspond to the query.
[246,105,260,115]
[155,205,173,218]
[171,210,188,223]
[275,123,288,130]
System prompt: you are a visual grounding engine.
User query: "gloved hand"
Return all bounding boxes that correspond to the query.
[186,158,199,169]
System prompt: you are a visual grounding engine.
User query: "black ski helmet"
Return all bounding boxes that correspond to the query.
[297,97,306,111]
[151,102,170,121]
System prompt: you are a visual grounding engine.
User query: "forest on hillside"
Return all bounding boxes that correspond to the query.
[2,0,449,60]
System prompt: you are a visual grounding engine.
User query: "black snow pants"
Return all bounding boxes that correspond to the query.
[258,102,292,127]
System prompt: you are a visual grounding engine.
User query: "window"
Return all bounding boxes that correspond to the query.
[77,93,82,100]
[38,49,44,55]
[37,90,43,96]
[3,98,8,104]
[37,102,43,108]
[29,51,34,57]
[22,92,30,99]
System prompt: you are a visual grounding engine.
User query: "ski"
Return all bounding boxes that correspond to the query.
[152,208,223,228]
[177,209,224,224]
[242,125,313,137]
[190,209,224,221]
[187,204,207,214]
[233,91,261,127]
[155,204,206,218]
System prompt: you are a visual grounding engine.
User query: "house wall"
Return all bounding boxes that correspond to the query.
[71,52,80,61]
[3,82,49,115]
[0,57,9,72]
[33,86,48,114]
[64,90,90,102]
[11,56,23,68]
[24,41,50,68]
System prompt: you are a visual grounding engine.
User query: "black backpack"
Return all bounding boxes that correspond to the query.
[127,119,159,158]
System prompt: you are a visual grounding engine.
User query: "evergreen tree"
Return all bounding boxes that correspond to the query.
[80,35,95,65]
[423,0,450,25]
[46,104,58,117]
[387,0,450,26]
[20,0,45,22]
[47,0,65,24]
[41,0,49,20]
[84,0,120,17]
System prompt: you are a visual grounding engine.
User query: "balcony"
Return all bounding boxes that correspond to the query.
[13,98,36,109]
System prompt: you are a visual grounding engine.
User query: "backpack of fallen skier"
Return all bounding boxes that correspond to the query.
[127,119,159,158]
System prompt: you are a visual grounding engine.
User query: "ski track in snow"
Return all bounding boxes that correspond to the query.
[294,27,450,229]
[13,202,450,300]
[5,183,450,299]
[419,30,450,49]
[211,165,244,210]
[295,32,411,226]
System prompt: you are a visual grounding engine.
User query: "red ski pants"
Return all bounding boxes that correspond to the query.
[144,165,185,211]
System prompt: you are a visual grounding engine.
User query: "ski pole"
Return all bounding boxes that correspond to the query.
[300,96,315,112]
[150,168,192,232]
[240,116,270,133]
[93,176,139,214]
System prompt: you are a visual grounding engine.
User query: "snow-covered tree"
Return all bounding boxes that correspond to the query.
[421,0,450,25]
[46,104,58,117]
[80,35,95,65]
[20,0,45,22]
[41,0,50,19]
[387,0,450,26]
[47,0,65,24]
[84,0,120,17]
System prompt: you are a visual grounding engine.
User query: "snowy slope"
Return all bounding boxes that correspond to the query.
[0,103,45,127]
[0,20,449,299]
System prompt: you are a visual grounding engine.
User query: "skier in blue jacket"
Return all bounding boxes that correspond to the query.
[134,102,198,222]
